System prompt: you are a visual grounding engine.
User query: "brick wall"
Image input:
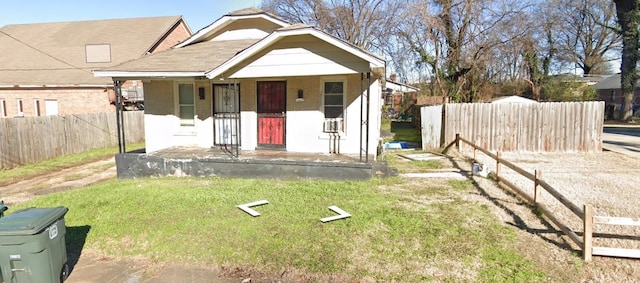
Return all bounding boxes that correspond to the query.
[149,19,192,53]
[0,87,112,117]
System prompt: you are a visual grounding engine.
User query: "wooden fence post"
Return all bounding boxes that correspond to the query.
[496,151,501,178]
[583,205,593,262]
[534,170,541,204]
[473,147,477,162]
[455,133,460,152]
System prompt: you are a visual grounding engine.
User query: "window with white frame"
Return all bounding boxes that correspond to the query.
[34,99,41,116]
[177,83,195,126]
[45,99,58,116]
[0,99,6,118]
[323,81,345,133]
[16,99,23,117]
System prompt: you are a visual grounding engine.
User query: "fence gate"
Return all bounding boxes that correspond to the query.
[420,105,443,150]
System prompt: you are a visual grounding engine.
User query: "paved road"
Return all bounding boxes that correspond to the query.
[602,124,640,158]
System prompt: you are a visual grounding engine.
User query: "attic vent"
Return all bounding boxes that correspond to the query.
[85,44,111,63]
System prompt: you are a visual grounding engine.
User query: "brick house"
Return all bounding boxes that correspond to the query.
[0,16,191,117]
[593,73,640,119]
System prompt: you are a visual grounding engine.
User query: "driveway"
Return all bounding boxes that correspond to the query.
[602,124,640,158]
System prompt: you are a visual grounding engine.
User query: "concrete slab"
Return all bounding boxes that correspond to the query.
[65,252,238,283]
[400,153,445,161]
[400,172,467,179]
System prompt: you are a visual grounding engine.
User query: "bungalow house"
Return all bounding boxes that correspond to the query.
[593,73,640,119]
[93,8,386,179]
[0,16,191,117]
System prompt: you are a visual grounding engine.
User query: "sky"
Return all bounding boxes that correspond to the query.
[0,0,262,32]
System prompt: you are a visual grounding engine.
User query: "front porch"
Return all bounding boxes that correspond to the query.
[116,147,393,180]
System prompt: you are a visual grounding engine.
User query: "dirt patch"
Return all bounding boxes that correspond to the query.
[0,158,117,205]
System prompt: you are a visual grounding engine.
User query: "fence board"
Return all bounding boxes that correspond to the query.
[431,101,604,152]
[0,111,144,169]
[420,106,443,150]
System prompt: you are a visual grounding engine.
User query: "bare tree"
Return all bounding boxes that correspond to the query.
[399,0,532,102]
[548,0,621,75]
[614,0,640,122]
[260,0,403,53]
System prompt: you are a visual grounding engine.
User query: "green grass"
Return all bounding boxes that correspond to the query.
[0,142,144,186]
[387,121,421,143]
[15,177,548,282]
[383,153,443,173]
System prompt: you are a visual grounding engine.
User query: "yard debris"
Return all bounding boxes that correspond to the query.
[237,200,269,217]
[320,205,351,223]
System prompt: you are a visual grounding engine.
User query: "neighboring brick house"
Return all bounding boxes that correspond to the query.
[0,16,191,117]
[593,73,640,119]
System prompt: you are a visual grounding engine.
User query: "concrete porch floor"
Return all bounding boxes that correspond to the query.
[116,146,390,180]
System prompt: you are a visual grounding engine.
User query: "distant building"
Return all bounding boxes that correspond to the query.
[0,16,191,117]
[593,73,640,119]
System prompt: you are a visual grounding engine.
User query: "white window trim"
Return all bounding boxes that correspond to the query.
[321,76,347,135]
[16,99,24,117]
[0,99,6,118]
[174,81,196,128]
[34,99,40,117]
[44,99,59,116]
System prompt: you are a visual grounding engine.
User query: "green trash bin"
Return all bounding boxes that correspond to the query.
[0,206,69,283]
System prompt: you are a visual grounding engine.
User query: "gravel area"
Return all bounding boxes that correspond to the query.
[452,148,640,281]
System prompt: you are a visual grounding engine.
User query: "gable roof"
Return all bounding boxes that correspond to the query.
[175,8,289,48]
[95,12,385,79]
[0,16,188,86]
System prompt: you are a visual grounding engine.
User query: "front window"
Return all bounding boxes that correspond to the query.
[178,83,195,126]
[324,82,344,118]
[323,81,345,133]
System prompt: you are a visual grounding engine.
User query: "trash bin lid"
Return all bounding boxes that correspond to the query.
[0,207,68,236]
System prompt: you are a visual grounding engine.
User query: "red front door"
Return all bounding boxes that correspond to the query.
[257,81,286,149]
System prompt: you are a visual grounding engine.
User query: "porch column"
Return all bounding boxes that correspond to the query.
[359,72,371,163]
[114,80,126,153]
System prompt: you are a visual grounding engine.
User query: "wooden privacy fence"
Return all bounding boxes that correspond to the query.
[450,134,640,261]
[421,101,604,152]
[0,111,144,169]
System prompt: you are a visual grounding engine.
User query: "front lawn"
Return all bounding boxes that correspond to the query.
[16,176,548,282]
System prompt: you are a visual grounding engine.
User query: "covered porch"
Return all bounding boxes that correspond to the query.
[115,147,393,180]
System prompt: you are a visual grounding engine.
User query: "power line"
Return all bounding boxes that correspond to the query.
[0,30,92,74]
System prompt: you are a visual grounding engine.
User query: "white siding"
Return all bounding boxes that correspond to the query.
[231,47,369,78]
[144,114,214,153]
[212,29,269,41]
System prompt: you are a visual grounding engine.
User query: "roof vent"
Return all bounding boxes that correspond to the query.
[85,44,111,63]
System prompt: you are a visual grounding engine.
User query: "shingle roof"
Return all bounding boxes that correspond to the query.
[101,39,260,73]
[593,74,622,90]
[0,16,184,85]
